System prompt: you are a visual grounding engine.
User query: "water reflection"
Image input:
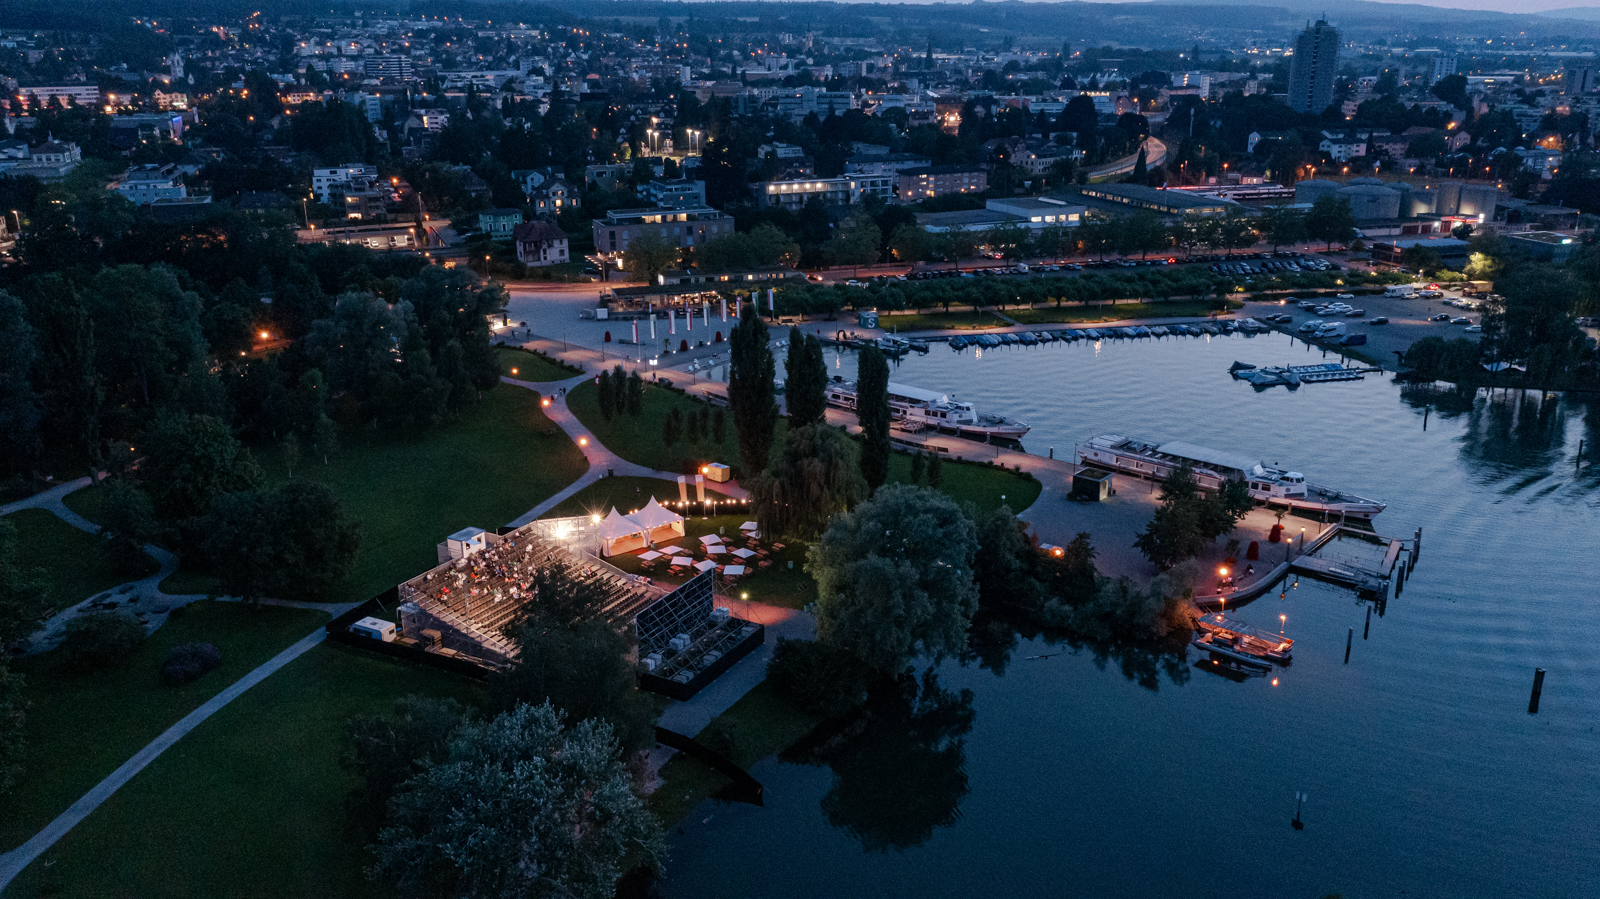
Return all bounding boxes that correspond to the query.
[784,671,975,852]
[964,610,1192,692]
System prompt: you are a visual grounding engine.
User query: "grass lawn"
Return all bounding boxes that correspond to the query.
[568,379,782,476]
[649,680,822,828]
[257,384,586,602]
[497,345,579,382]
[0,601,329,854]
[2,509,153,614]
[63,385,584,603]
[9,642,485,899]
[887,450,1041,515]
[58,485,112,529]
[1004,299,1240,325]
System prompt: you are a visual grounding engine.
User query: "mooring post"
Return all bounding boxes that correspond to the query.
[1529,668,1546,714]
[1364,605,1371,640]
[1344,627,1353,664]
[1395,555,1405,596]
[1411,527,1422,573]
[1578,439,1585,473]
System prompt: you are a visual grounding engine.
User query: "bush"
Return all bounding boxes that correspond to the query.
[766,638,874,718]
[57,612,146,670]
[161,642,222,685]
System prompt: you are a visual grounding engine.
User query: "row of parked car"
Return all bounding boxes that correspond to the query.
[1212,254,1335,276]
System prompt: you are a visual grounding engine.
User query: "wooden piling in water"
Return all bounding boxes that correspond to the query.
[1529,668,1545,714]
[1410,527,1422,573]
[1364,605,1371,640]
[1344,627,1353,664]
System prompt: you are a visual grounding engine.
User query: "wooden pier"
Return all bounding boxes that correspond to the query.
[1194,524,1419,613]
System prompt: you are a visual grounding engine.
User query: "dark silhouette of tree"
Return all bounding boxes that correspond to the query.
[728,308,778,475]
[784,327,828,428]
[856,345,891,493]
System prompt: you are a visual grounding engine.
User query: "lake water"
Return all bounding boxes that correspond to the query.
[664,330,1600,898]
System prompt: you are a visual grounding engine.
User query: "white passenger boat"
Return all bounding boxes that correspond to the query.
[1076,434,1386,518]
[825,377,1030,439]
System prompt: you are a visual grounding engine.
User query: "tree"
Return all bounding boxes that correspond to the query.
[98,478,158,575]
[698,223,800,272]
[856,345,891,493]
[57,611,146,671]
[0,292,41,476]
[784,328,828,428]
[136,411,263,540]
[0,518,49,652]
[1402,245,1446,276]
[371,702,664,899]
[728,308,778,475]
[749,423,867,539]
[1260,205,1307,252]
[344,695,474,823]
[621,230,679,283]
[1305,196,1357,250]
[807,484,980,672]
[972,504,1041,609]
[625,371,644,417]
[1432,73,1471,112]
[926,450,944,488]
[1129,146,1148,183]
[201,481,362,604]
[596,368,616,421]
[661,407,681,451]
[825,211,883,272]
[0,663,24,795]
[909,451,925,485]
[1133,463,1253,569]
[887,223,934,264]
[1045,532,1100,606]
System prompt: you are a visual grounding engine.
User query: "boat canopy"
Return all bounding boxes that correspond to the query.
[886,382,949,405]
[1156,440,1264,477]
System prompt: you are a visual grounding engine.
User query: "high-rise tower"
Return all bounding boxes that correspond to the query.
[1287,19,1339,114]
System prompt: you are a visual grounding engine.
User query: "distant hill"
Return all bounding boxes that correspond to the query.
[1537,6,1600,19]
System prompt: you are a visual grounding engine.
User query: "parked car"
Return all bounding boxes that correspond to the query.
[1370,316,1390,325]
[1430,314,1451,322]
[1451,316,1472,325]
[1465,325,1483,333]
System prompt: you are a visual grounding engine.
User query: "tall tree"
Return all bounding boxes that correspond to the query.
[201,480,362,604]
[749,423,867,538]
[825,211,883,273]
[621,230,680,283]
[807,484,980,672]
[371,703,664,899]
[136,411,263,537]
[856,345,891,493]
[784,328,828,428]
[1305,196,1357,251]
[728,308,778,476]
[1260,205,1307,252]
[0,292,41,475]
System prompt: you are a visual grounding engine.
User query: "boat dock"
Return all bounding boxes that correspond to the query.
[1195,524,1420,613]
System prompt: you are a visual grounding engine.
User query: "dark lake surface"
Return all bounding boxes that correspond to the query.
[667,330,1600,898]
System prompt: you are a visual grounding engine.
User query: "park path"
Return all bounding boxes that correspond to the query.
[499,374,747,528]
[0,628,330,892]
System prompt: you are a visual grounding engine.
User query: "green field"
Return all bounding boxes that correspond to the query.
[649,680,822,827]
[1,601,329,854]
[567,379,779,476]
[497,345,579,382]
[64,385,585,602]
[2,508,154,614]
[8,641,486,899]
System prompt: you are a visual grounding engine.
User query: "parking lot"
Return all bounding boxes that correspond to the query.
[869,251,1341,285]
[1240,287,1486,367]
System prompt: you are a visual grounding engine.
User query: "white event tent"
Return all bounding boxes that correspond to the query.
[594,499,686,556]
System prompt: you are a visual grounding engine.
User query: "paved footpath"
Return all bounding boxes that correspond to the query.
[499,373,747,527]
[0,628,330,892]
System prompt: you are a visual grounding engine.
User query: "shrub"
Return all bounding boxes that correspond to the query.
[57,612,146,671]
[766,638,874,718]
[161,642,222,685]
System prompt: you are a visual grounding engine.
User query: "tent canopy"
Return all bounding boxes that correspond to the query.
[597,507,645,542]
[631,497,684,531]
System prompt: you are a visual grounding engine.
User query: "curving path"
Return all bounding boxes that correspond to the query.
[499,373,748,528]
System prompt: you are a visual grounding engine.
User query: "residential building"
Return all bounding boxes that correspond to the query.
[12,85,99,109]
[753,174,895,210]
[1566,66,1595,95]
[479,208,524,236]
[330,184,390,220]
[896,164,988,201]
[845,152,932,175]
[592,206,734,255]
[1319,131,1370,162]
[313,163,377,202]
[1431,56,1458,86]
[642,179,706,208]
[364,56,414,79]
[1287,19,1340,114]
[530,177,578,215]
[112,164,187,204]
[916,197,1086,234]
[513,220,570,266]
